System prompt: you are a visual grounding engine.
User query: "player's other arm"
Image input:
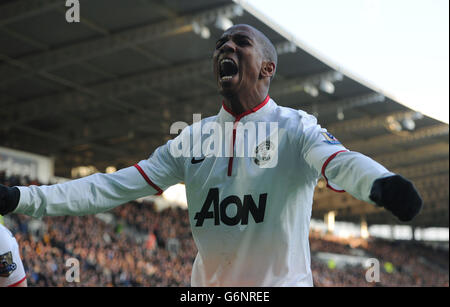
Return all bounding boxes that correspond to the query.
[0,166,156,218]
[322,151,422,222]
[0,226,27,287]
[0,140,184,218]
[299,112,422,222]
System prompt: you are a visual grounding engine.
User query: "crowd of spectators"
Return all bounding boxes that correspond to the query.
[1,172,448,287]
[309,230,449,287]
[6,203,195,286]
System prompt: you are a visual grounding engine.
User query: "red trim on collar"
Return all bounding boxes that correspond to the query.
[223,95,270,177]
[222,95,270,121]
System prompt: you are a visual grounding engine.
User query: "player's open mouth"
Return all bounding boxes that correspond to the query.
[219,58,238,82]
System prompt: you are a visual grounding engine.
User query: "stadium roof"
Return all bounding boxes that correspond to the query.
[0,0,448,227]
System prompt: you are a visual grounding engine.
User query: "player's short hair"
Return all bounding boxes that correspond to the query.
[234,24,278,80]
[254,29,278,80]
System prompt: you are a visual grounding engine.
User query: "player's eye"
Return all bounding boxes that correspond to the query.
[235,37,250,46]
[215,38,227,49]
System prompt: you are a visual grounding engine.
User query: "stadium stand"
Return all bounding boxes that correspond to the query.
[2,173,448,287]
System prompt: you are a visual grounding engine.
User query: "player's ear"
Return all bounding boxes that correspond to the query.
[260,61,275,79]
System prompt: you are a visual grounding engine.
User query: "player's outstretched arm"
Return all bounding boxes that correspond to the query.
[0,165,159,218]
[299,112,423,222]
[323,151,423,222]
[1,138,184,218]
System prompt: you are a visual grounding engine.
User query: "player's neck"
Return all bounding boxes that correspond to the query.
[222,90,268,116]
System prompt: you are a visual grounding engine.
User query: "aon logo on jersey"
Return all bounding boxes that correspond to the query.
[194,188,267,227]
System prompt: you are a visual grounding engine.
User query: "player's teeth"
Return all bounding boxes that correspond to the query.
[221,59,234,65]
[221,76,233,81]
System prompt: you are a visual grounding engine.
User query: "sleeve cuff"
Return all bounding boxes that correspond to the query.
[13,186,31,214]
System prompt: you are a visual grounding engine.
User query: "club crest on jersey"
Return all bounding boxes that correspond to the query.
[321,132,341,145]
[254,140,276,167]
[0,251,17,277]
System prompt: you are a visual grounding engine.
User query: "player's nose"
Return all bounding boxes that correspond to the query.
[219,40,237,54]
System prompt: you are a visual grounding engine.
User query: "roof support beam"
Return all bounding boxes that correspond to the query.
[270,70,344,98]
[0,59,212,131]
[345,124,449,155]
[0,52,143,113]
[327,110,422,136]
[314,93,386,117]
[0,0,61,26]
[374,143,449,168]
[393,159,449,179]
[13,124,130,158]
[0,3,243,85]
[0,67,336,130]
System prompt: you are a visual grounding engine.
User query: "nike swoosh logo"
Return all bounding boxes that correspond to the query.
[191,157,206,164]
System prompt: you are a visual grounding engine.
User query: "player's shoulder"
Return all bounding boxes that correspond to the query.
[0,224,13,238]
[273,104,318,131]
[162,114,219,158]
[0,224,15,252]
[175,114,219,135]
[196,114,221,127]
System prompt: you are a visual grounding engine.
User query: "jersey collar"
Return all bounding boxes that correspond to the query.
[219,95,274,122]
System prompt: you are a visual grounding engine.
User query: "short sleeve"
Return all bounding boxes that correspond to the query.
[298,111,348,191]
[135,138,185,194]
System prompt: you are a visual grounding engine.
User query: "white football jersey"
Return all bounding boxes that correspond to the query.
[0,224,26,287]
[15,97,393,286]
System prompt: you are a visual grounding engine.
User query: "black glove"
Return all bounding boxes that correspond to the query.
[0,184,20,216]
[369,175,423,222]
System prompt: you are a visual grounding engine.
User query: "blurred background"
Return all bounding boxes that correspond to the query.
[0,0,448,286]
